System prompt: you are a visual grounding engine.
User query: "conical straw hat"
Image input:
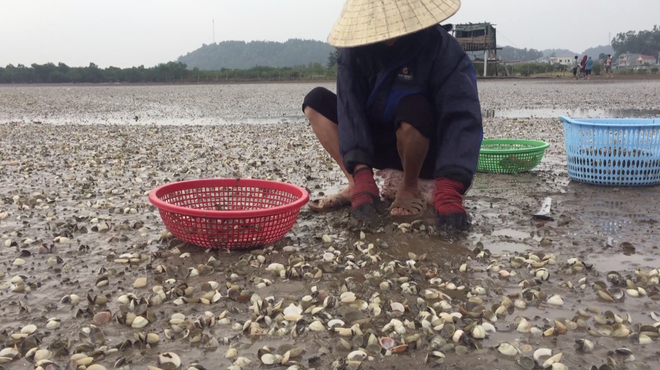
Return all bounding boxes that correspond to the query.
[328,0,461,47]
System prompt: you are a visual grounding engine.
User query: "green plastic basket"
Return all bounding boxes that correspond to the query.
[477,139,550,174]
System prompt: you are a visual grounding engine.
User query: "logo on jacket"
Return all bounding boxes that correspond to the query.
[397,67,413,81]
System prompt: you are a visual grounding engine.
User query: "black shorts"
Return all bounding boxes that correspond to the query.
[302,87,436,179]
[605,66,612,73]
[572,68,577,75]
[585,70,592,76]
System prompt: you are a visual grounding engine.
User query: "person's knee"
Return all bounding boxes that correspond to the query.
[303,87,337,124]
[304,105,321,122]
[303,87,332,112]
[396,122,423,138]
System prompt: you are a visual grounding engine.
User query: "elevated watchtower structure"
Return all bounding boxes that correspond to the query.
[453,23,499,76]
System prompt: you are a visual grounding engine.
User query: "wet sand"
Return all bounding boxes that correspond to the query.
[1,80,660,370]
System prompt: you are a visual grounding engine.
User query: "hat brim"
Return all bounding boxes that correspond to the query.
[327,0,461,48]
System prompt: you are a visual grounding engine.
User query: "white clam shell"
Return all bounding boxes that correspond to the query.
[21,324,37,334]
[472,325,486,339]
[308,321,325,332]
[340,292,356,303]
[328,319,345,328]
[390,302,405,313]
[482,322,496,333]
[497,342,519,356]
[225,348,238,359]
[261,354,276,365]
[452,329,464,343]
[133,277,147,289]
[158,352,181,368]
[283,303,303,317]
[347,350,367,361]
[86,365,107,370]
[517,319,532,333]
[547,295,564,306]
[131,316,149,329]
[534,348,552,362]
[543,353,563,369]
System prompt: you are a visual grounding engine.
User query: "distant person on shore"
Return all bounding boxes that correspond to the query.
[579,55,588,79]
[303,0,482,231]
[605,54,613,78]
[585,57,594,80]
[571,56,579,80]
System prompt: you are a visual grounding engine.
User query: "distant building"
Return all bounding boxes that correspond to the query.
[452,23,501,76]
[638,55,657,65]
[549,56,574,66]
[617,53,639,66]
[618,53,658,66]
[453,23,497,53]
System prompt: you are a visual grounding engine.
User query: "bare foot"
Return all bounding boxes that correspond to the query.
[309,186,353,212]
[390,186,424,216]
[321,186,352,206]
[376,169,434,203]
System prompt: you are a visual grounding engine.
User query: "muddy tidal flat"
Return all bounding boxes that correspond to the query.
[1,80,660,370]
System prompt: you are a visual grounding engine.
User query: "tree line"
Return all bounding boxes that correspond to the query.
[498,46,544,61]
[0,62,337,84]
[612,25,660,59]
[4,25,659,85]
[4,59,657,84]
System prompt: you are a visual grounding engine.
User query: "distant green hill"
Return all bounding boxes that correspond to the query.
[177,39,335,70]
[542,48,577,57]
[581,45,614,58]
[541,45,614,58]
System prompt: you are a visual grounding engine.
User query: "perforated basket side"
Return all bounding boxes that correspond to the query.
[477,140,548,174]
[159,208,301,250]
[561,117,660,186]
[149,179,309,250]
[477,151,545,174]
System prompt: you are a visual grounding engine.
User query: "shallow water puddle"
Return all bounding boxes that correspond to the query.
[491,228,541,241]
[22,114,309,126]
[485,241,533,254]
[385,233,471,265]
[586,251,658,272]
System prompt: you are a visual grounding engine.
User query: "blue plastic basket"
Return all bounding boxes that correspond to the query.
[560,116,660,186]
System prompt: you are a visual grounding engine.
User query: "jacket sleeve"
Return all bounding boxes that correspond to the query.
[431,46,483,191]
[336,49,373,174]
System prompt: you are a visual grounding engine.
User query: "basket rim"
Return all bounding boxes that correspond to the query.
[479,139,550,155]
[148,178,310,218]
[560,116,660,127]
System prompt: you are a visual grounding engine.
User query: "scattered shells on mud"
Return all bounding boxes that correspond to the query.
[1,82,660,370]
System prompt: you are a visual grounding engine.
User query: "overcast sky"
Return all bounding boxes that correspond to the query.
[1,0,658,68]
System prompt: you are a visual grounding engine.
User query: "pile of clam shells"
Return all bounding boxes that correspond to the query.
[6,228,659,370]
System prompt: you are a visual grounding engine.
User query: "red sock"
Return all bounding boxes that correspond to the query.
[433,178,465,216]
[351,167,380,210]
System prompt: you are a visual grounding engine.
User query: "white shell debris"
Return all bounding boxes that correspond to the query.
[547,295,564,306]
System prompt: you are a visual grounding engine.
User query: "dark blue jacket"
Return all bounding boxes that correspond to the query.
[336,25,483,189]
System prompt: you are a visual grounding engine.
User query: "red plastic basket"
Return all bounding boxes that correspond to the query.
[148,179,309,250]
